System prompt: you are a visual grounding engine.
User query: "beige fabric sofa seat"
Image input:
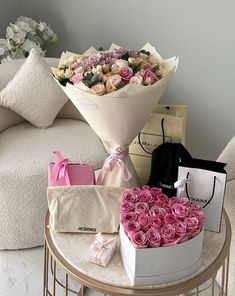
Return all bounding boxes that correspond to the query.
[0,58,107,249]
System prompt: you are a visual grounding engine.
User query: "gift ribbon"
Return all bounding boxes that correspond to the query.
[91,233,117,262]
[51,150,71,185]
[97,148,132,184]
[174,178,188,195]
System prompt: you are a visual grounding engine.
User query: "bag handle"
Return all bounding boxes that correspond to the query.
[138,118,165,155]
[185,172,217,208]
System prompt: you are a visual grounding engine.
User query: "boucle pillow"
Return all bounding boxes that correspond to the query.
[0,50,68,128]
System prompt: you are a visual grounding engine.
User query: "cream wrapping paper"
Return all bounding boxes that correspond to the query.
[53,43,178,188]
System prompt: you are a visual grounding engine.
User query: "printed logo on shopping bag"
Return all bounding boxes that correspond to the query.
[77,226,96,232]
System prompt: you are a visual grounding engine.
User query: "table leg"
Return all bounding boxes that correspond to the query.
[225,251,230,296]
[43,241,49,296]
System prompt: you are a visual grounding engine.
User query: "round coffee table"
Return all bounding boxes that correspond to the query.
[43,209,231,296]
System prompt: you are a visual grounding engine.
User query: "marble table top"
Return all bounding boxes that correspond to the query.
[48,215,227,289]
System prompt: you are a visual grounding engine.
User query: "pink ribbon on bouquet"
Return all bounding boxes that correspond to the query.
[51,150,71,185]
[97,148,132,184]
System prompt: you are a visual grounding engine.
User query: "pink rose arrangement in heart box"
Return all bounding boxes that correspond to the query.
[120,185,205,249]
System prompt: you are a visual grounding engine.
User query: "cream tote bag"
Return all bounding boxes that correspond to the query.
[47,185,126,233]
[129,104,187,184]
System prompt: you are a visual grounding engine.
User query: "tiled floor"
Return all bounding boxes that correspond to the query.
[0,247,102,296]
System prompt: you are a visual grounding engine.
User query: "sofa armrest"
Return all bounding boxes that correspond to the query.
[0,106,24,133]
[217,136,235,182]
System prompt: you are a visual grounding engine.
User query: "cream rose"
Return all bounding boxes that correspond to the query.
[64,68,74,79]
[74,66,84,74]
[115,59,128,69]
[92,83,106,95]
[111,64,120,74]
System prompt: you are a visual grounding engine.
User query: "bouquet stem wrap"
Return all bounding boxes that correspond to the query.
[54,43,178,187]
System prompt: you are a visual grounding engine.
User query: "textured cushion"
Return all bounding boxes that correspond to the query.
[0,119,107,249]
[0,50,68,128]
[0,57,59,91]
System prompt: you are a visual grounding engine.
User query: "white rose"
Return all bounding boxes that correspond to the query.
[65,69,74,79]
[6,26,14,39]
[0,48,5,56]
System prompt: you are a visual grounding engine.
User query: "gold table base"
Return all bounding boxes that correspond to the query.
[43,210,231,296]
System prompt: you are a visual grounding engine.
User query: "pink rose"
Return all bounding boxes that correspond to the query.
[120,201,135,213]
[143,69,159,84]
[135,202,149,214]
[150,216,162,229]
[106,74,122,87]
[70,73,83,84]
[161,224,176,240]
[138,213,151,231]
[131,187,141,195]
[162,236,182,247]
[150,187,162,198]
[137,190,153,203]
[164,213,177,224]
[142,185,150,191]
[121,191,137,204]
[178,233,191,243]
[162,203,172,213]
[191,210,205,227]
[174,221,187,237]
[120,211,138,224]
[178,197,190,206]
[150,206,166,218]
[191,204,202,211]
[154,199,163,207]
[157,193,169,204]
[168,197,178,206]
[119,66,133,81]
[172,203,190,219]
[124,221,141,237]
[129,75,143,85]
[184,217,200,231]
[131,231,148,248]
[146,228,161,247]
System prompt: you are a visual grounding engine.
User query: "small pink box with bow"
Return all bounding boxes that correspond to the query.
[48,150,96,186]
[87,233,118,267]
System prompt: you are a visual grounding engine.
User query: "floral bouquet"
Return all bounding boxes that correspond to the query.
[0,16,58,63]
[120,186,205,248]
[52,43,178,187]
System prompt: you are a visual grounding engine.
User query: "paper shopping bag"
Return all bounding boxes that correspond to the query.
[48,150,95,186]
[47,185,126,233]
[129,104,187,184]
[175,158,227,232]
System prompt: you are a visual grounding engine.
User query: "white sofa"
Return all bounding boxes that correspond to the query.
[0,58,107,249]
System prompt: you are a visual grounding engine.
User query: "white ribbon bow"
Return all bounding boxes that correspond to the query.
[174,178,188,195]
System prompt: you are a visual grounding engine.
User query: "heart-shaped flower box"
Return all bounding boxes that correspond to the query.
[119,186,204,286]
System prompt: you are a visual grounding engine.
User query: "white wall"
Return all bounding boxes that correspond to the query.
[3,0,235,160]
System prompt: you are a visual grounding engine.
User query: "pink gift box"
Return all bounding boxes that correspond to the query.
[87,233,118,267]
[48,150,95,186]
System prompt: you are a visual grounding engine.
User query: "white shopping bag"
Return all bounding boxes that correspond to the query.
[176,159,227,232]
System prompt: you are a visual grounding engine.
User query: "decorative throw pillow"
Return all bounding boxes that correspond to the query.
[0,49,68,128]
